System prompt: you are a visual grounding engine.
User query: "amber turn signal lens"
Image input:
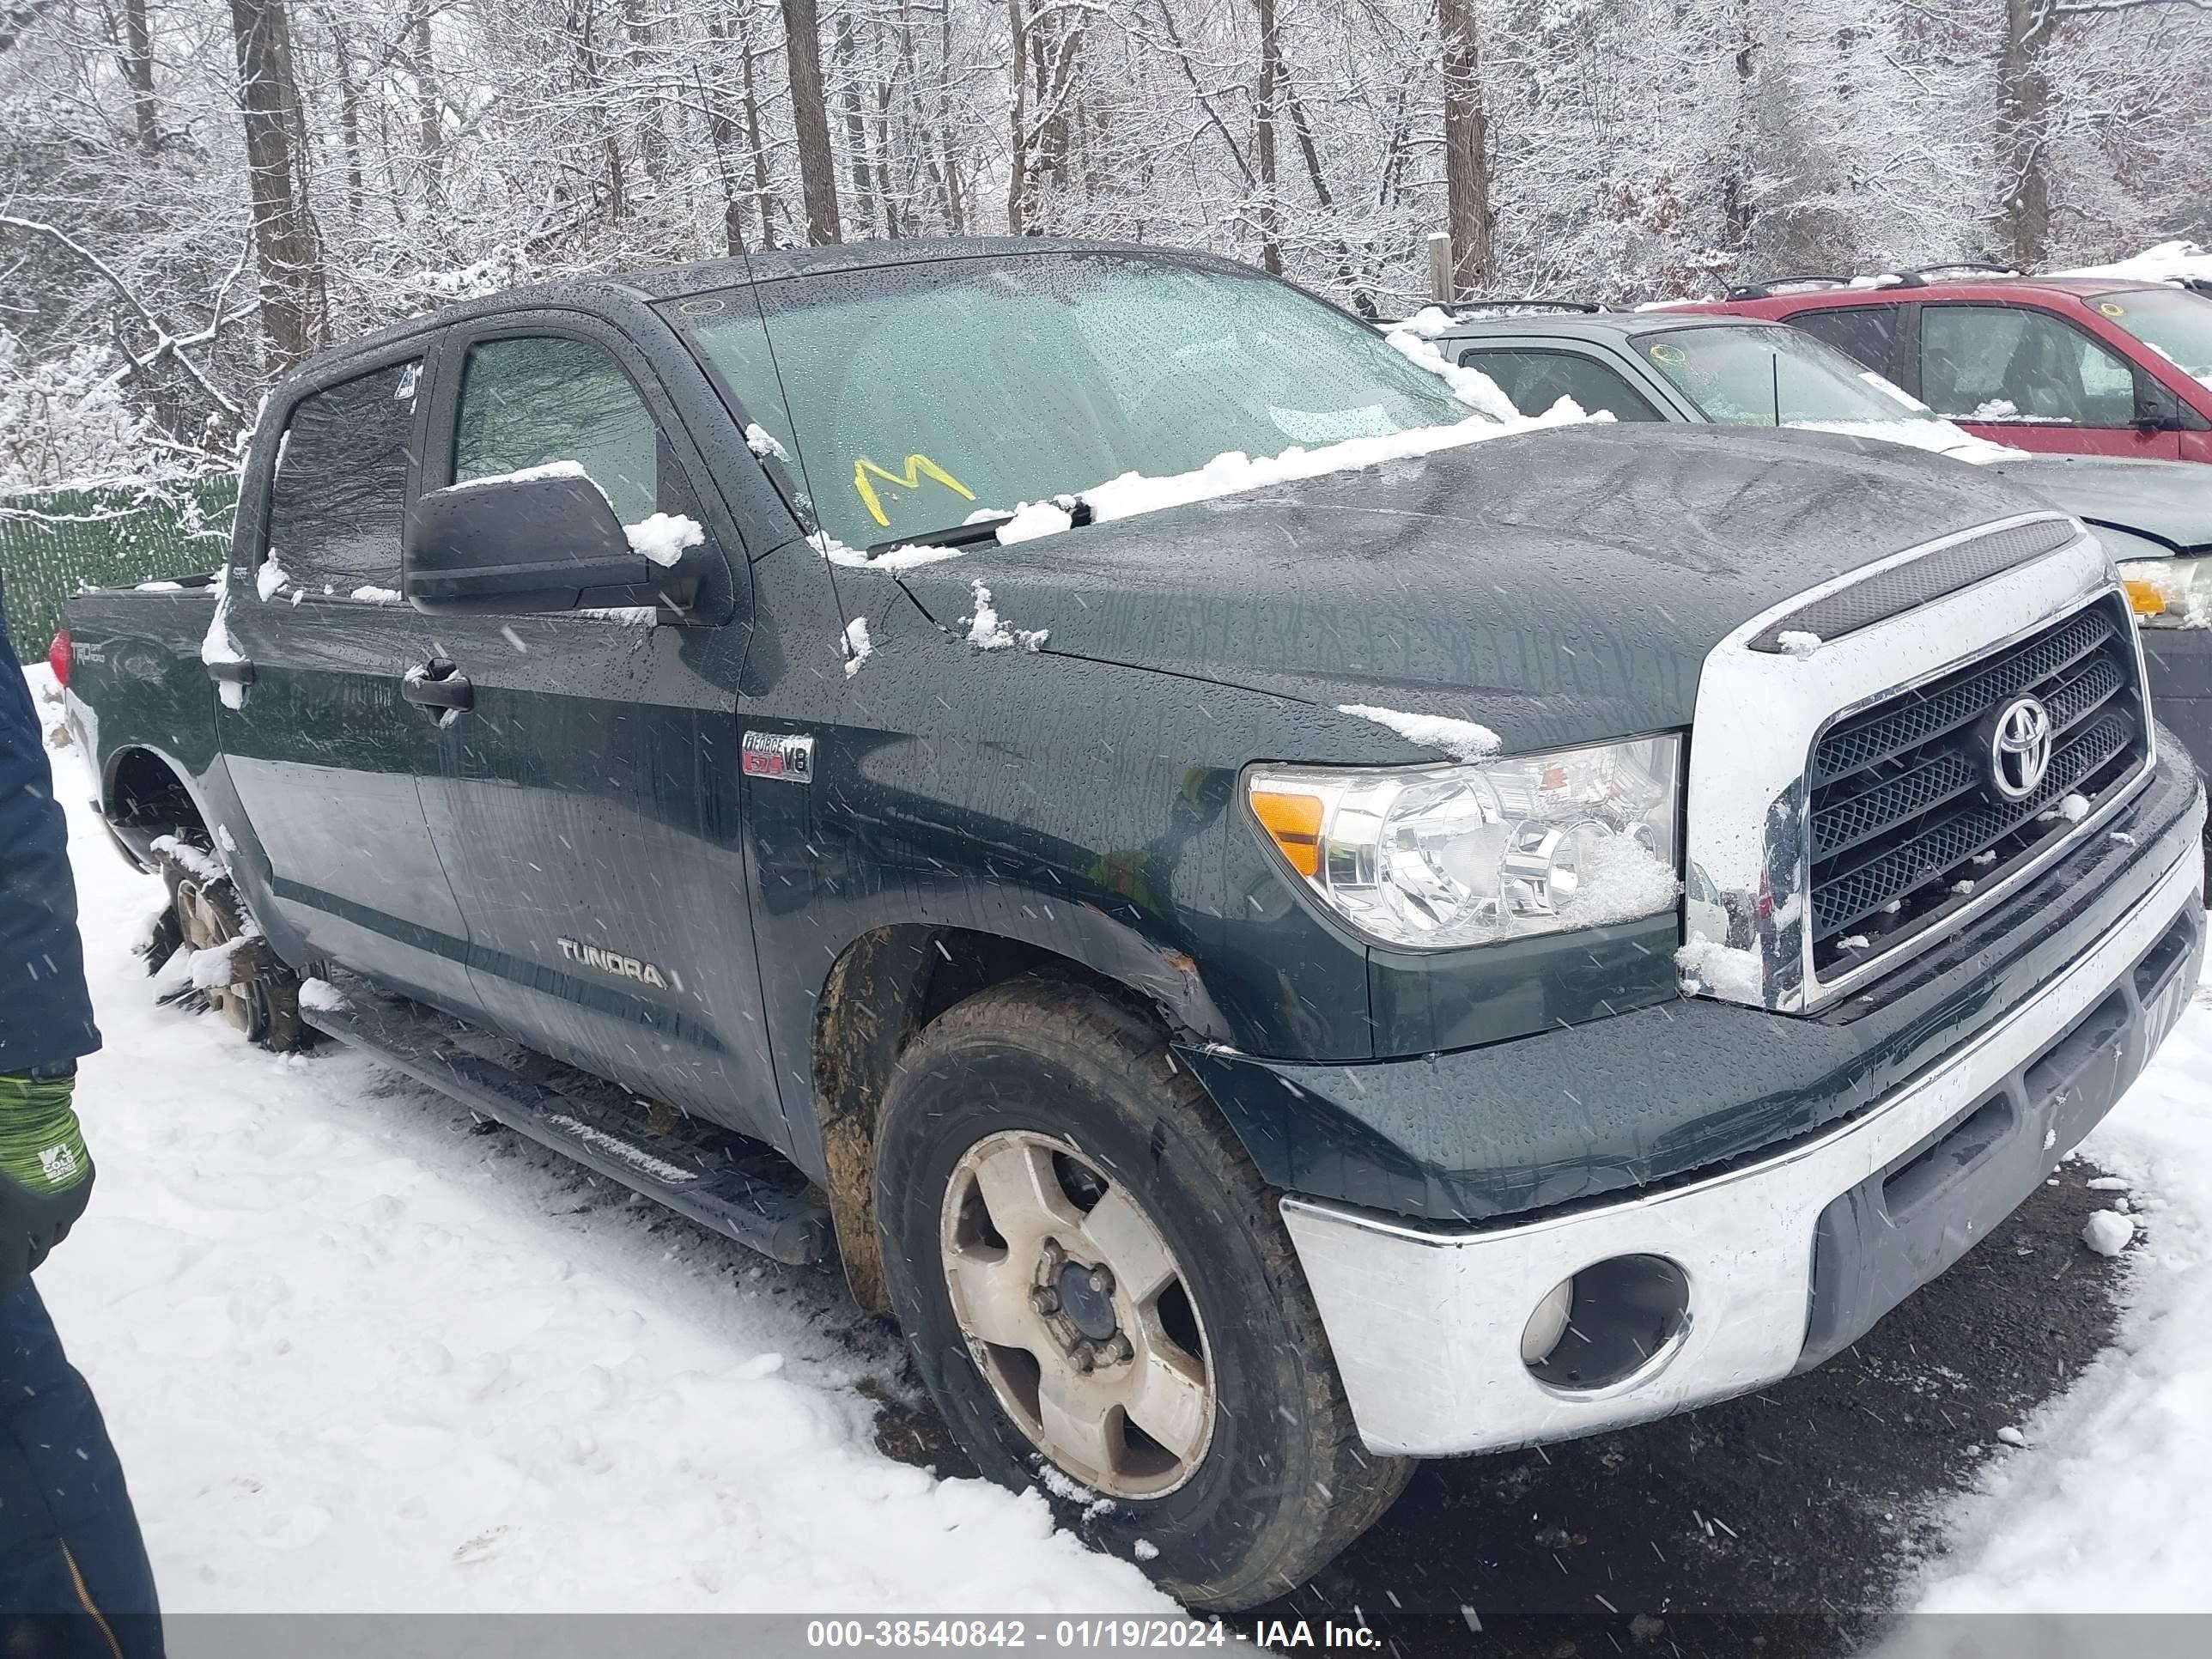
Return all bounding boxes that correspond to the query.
[2124,577,2167,617]
[1250,788,1323,878]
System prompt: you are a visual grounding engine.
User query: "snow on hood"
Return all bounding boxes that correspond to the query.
[889,423,2049,750]
[1786,418,2018,465]
[2056,240,2212,285]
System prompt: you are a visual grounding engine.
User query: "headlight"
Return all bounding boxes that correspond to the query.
[1247,735,1683,949]
[2119,557,2212,629]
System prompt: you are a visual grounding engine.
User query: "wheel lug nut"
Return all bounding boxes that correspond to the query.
[1100,1334,1133,1364]
[1068,1344,1095,1374]
[1030,1287,1060,1316]
[1087,1267,1114,1296]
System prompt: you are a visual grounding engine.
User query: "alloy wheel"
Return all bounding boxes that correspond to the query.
[939,1128,1216,1498]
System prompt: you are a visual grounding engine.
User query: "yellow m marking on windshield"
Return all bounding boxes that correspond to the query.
[854,453,975,528]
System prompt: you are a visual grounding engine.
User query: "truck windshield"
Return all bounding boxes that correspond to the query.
[2098,288,2212,388]
[665,251,1473,552]
[1638,324,1950,430]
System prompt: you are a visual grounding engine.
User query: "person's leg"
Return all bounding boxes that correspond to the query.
[0,1282,161,1656]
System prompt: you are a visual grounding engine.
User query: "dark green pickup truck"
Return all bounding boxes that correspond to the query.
[57,238,2206,1607]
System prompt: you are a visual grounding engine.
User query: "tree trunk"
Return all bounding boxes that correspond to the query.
[327,15,365,218]
[1285,76,1369,316]
[735,9,780,247]
[1254,0,1281,274]
[410,4,444,202]
[781,0,842,243]
[1437,0,1492,296]
[835,15,876,235]
[937,2,964,233]
[227,0,321,368]
[1006,0,1029,233]
[624,0,668,188]
[1720,0,1758,252]
[702,29,746,255]
[122,0,157,153]
[1997,0,2051,267]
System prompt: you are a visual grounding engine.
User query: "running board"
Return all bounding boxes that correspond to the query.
[301,971,832,1267]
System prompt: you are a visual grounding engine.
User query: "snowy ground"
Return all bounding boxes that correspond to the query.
[23,663,2212,1620]
[28,670,1170,1615]
[1907,987,2212,1613]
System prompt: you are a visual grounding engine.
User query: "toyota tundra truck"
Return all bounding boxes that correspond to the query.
[54,238,2206,1609]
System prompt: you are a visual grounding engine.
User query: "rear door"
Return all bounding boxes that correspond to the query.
[1916,302,2182,459]
[410,315,782,1140]
[215,350,479,1011]
[1785,304,1911,386]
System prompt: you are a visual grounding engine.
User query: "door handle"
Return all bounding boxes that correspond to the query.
[401,659,473,714]
[206,659,255,686]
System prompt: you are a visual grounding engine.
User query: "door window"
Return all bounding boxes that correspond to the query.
[1921,306,2138,426]
[1455,348,1662,422]
[1790,307,1904,378]
[264,359,420,597]
[453,336,662,523]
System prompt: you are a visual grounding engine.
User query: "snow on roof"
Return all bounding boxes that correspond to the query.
[2056,240,2212,286]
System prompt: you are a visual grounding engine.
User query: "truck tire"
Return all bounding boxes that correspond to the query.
[151,843,310,1053]
[872,978,1409,1610]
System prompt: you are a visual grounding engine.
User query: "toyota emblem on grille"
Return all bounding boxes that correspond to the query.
[1988,696,2054,800]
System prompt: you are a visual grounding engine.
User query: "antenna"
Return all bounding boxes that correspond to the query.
[720,215,858,629]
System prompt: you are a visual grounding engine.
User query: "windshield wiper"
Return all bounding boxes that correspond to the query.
[866,515,1011,556]
[865,495,1095,557]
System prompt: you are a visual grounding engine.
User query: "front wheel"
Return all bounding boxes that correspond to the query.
[873,979,1408,1609]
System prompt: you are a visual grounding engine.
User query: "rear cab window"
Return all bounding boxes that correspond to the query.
[264,359,422,601]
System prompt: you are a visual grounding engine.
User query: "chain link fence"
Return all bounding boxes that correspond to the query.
[0,475,237,660]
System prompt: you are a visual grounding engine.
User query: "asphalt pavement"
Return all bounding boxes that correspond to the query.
[873,1161,2130,1656]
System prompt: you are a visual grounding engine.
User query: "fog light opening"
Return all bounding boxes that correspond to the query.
[1523,1255,1691,1392]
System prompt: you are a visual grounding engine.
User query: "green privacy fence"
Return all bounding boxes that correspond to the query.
[0,475,237,661]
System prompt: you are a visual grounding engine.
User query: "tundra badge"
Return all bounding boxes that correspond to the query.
[557,938,671,989]
[743,730,814,784]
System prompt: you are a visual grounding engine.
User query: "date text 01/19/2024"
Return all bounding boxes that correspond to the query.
[802,1617,1381,1649]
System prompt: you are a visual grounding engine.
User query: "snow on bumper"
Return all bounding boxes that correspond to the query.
[1282,841,2203,1459]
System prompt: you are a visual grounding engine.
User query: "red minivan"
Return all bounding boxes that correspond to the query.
[1682,272,2212,465]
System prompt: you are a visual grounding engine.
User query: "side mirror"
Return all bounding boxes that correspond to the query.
[404,470,699,615]
[2133,375,2182,434]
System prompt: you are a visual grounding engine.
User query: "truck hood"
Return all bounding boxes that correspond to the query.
[1978,452,2212,554]
[891,423,2050,753]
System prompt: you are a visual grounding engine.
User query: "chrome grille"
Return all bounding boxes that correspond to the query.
[1807,598,2148,977]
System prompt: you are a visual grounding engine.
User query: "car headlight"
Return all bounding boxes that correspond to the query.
[1247,736,1683,949]
[2119,557,2212,629]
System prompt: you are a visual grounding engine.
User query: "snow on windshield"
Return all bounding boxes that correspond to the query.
[1638,326,2021,464]
[820,324,1581,569]
[679,251,1561,562]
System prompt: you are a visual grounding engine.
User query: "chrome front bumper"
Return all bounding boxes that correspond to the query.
[1281,842,2202,1459]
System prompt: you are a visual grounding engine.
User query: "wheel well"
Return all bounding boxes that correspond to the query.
[811,925,1164,1311]
[106,748,204,859]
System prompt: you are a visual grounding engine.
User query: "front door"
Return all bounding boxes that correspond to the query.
[1919,302,2183,460]
[215,352,478,1011]
[410,319,781,1142]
